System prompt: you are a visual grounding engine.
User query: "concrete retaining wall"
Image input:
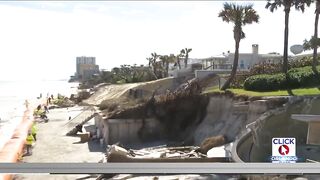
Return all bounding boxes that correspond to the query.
[95,116,162,146]
[107,119,143,144]
[195,70,216,80]
[95,95,287,149]
[233,96,320,162]
[193,96,285,146]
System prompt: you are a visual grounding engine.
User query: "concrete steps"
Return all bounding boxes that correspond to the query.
[63,107,97,136]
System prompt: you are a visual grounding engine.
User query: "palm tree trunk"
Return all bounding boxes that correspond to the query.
[313,9,319,73]
[184,55,188,68]
[177,57,181,69]
[221,39,240,90]
[152,63,158,79]
[283,8,290,74]
[166,62,169,77]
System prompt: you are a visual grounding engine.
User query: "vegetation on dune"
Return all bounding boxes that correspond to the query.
[146,48,192,80]
[84,47,193,88]
[180,48,192,69]
[205,87,320,96]
[85,64,156,86]
[52,94,74,107]
[229,56,320,89]
[244,65,320,91]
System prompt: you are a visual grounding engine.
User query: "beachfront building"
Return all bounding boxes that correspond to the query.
[76,56,100,81]
[168,44,282,78]
[201,44,282,72]
[168,57,203,77]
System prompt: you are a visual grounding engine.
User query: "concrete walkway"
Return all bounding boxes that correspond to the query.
[15,107,105,180]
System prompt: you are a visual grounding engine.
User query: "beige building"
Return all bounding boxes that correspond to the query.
[202,44,282,71]
[76,56,99,80]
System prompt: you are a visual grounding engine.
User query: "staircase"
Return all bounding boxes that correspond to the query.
[64,106,97,136]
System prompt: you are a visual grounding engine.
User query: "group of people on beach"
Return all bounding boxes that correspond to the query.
[25,103,51,156]
[24,94,56,156]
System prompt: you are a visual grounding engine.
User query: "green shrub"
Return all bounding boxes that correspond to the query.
[249,62,282,75]
[244,65,320,91]
[244,74,287,91]
[289,56,314,69]
[287,66,316,88]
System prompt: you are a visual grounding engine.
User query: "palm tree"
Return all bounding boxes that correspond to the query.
[218,3,259,90]
[146,52,160,79]
[168,54,177,75]
[159,55,168,77]
[146,57,153,67]
[304,0,320,73]
[314,0,320,72]
[151,52,160,78]
[176,52,183,70]
[266,0,311,74]
[180,48,192,68]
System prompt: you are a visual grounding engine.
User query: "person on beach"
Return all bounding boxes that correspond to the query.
[26,130,34,155]
[76,124,83,133]
[24,100,29,109]
[44,105,49,113]
[40,111,48,122]
[31,122,37,141]
[36,105,41,111]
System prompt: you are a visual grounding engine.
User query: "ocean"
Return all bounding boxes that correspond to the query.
[0,80,78,149]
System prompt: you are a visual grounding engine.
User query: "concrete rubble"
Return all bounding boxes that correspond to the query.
[105,145,230,163]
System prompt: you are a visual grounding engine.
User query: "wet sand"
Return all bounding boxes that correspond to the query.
[15,106,105,180]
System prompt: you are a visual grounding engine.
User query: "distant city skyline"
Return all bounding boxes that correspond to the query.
[0,1,317,80]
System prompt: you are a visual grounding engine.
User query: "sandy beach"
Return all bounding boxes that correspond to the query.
[14,106,105,180]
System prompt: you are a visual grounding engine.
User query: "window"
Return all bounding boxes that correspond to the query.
[240,60,245,69]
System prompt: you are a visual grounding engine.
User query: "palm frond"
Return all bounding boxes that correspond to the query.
[243,7,260,25]
[316,0,320,14]
[219,2,259,41]
[265,0,283,12]
[303,38,312,50]
[294,0,312,12]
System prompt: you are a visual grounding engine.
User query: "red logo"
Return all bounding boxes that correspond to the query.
[278,145,289,155]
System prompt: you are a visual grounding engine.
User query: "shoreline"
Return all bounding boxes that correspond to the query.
[0,107,31,154]
[0,101,34,180]
[0,97,44,159]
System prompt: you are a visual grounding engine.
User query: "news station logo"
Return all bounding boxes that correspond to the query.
[271,138,297,163]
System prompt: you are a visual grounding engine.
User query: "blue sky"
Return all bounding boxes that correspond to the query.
[0,1,316,81]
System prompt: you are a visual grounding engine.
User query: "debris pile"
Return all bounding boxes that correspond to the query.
[197,135,227,154]
[105,145,230,163]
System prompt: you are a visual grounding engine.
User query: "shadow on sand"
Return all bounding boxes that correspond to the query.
[71,136,104,152]
[88,140,104,152]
